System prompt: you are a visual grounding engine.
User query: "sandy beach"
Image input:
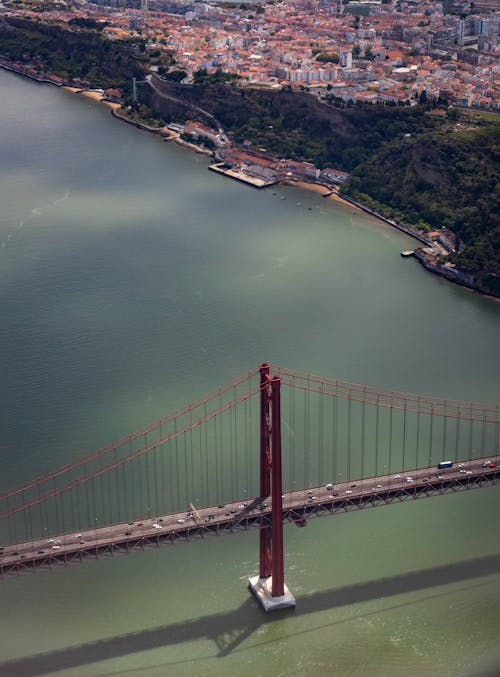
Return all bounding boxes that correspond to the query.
[282,179,363,212]
[78,89,104,102]
[63,85,121,109]
[283,179,330,195]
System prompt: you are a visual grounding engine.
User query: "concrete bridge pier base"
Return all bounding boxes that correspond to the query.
[248,576,296,612]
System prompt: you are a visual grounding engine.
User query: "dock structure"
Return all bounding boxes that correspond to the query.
[209,162,280,188]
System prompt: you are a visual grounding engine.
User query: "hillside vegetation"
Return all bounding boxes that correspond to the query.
[141,78,444,170]
[0,17,146,92]
[346,120,500,295]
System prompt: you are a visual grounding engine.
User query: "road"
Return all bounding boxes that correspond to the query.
[1,457,498,573]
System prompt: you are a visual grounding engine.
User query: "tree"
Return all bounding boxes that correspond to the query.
[316,52,340,64]
[164,69,187,82]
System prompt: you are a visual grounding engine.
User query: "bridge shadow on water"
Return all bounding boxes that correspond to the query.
[1,553,500,677]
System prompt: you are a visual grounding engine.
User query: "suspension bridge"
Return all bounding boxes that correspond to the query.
[1,364,499,610]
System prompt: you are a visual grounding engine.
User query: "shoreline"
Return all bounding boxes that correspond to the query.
[1,61,495,299]
[281,179,363,211]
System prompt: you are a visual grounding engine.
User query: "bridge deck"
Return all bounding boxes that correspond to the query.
[1,458,498,577]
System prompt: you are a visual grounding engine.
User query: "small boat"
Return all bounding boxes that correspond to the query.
[401,250,414,257]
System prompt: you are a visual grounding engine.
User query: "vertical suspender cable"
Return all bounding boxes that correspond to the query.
[138,450,145,519]
[442,405,448,461]
[402,399,407,472]
[214,407,219,504]
[53,478,60,535]
[129,440,137,520]
[107,459,113,527]
[121,460,128,524]
[37,481,44,542]
[8,497,16,544]
[98,455,105,528]
[495,405,500,464]
[114,449,121,524]
[480,412,486,457]
[361,389,366,480]
[304,381,308,489]
[168,437,174,514]
[184,418,189,509]
[291,375,295,490]
[22,492,29,543]
[252,380,257,496]
[333,390,338,483]
[204,402,209,507]
[69,469,76,534]
[347,390,352,482]
[145,433,152,518]
[416,396,421,470]
[159,422,164,515]
[85,463,91,531]
[96,456,108,524]
[230,392,235,502]
[154,442,159,519]
[27,506,34,556]
[319,382,324,486]
[189,406,195,505]
[468,403,473,463]
[234,386,239,500]
[91,477,97,543]
[244,390,249,498]
[174,417,180,511]
[221,395,224,501]
[428,404,434,468]
[198,416,204,508]
[60,485,66,538]
[388,396,393,476]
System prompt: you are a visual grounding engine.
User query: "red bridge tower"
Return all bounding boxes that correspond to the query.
[248,363,296,611]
